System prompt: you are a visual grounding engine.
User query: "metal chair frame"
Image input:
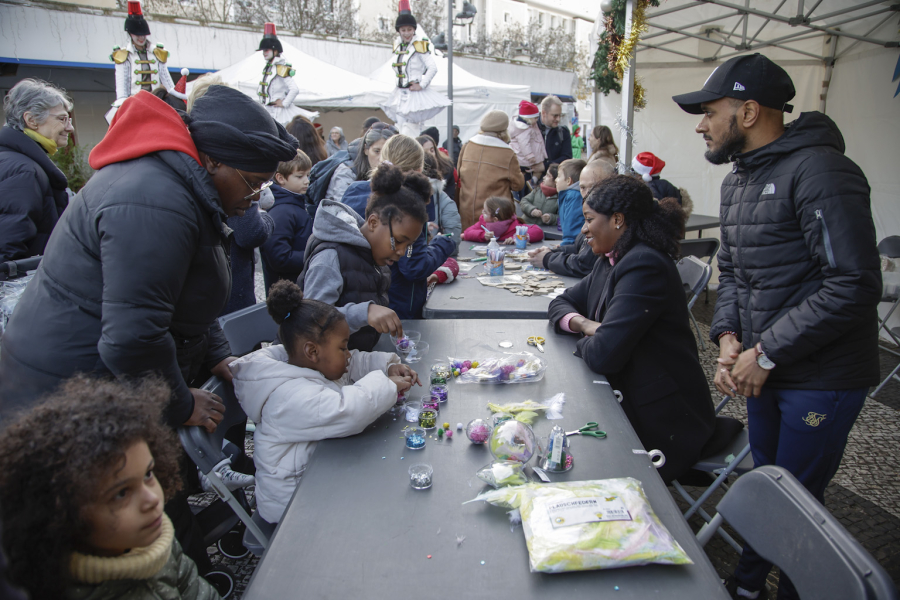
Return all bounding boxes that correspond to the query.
[676,255,714,350]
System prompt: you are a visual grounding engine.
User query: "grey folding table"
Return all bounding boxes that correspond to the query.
[243,320,729,600]
[685,213,720,238]
[539,222,563,240]
[424,242,579,319]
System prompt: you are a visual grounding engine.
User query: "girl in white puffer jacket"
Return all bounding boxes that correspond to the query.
[229,280,420,524]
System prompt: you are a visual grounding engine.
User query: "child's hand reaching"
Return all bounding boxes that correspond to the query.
[501,238,515,245]
[389,363,421,386]
[389,375,413,393]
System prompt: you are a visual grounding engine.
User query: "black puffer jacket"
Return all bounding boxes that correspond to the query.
[0,126,69,261]
[710,111,881,390]
[0,150,232,427]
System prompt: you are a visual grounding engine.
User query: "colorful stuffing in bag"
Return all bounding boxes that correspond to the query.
[448,353,546,384]
[465,479,692,573]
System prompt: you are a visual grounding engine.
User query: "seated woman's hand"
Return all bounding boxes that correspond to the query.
[388,363,421,386]
[528,248,550,268]
[186,388,226,433]
[368,304,403,336]
[389,375,413,393]
[571,315,601,336]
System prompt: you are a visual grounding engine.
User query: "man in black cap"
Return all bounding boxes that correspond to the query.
[674,53,881,600]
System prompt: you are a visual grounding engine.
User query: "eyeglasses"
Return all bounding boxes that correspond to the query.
[236,170,274,202]
[49,113,72,127]
[388,219,414,259]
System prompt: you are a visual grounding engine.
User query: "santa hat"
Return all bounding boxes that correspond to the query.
[258,22,283,53]
[517,100,539,119]
[433,258,459,284]
[171,68,189,100]
[632,151,666,182]
[395,0,417,31]
[124,1,150,36]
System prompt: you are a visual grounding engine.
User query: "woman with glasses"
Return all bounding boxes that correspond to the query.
[0,85,297,581]
[323,122,396,204]
[0,78,73,262]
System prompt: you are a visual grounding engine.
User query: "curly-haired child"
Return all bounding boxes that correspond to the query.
[229,279,420,524]
[0,375,219,600]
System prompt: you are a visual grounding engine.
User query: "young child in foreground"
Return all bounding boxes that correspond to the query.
[0,376,219,600]
[460,196,544,245]
[229,280,420,524]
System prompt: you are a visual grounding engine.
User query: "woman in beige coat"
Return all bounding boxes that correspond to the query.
[457,110,525,230]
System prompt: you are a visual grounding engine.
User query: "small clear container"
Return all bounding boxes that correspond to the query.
[390,330,421,357]
[406,342,428,363]
[466,418,493,444]
[430,383,449,404]
[409,463,433,490]
[404,400,423,423]
[405,427,426,450]
[422,399,440,413]
[431,362,452,380]
[419,409,438,429]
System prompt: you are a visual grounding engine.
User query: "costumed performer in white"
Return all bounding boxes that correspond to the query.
[106,1,185,124]
[256,23,301,125]
[380,0,451,138]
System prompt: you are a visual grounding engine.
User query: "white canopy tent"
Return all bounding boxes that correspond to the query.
[369,53,531,144]
[205,41,395,115]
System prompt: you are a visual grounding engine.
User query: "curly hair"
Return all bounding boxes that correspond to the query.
[0,375,182,599]
[267,279,345,357]
[585,175,685,259]
[365,162,429,225]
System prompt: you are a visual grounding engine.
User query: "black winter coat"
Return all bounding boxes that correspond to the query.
[0,126,69,261]
[538,118,572,169]
[261,184,313,291]
[710,112,881,390]
[646,176,682,205]
[542,233,598,278]
[549,243,715,483]
[0,151,232,427]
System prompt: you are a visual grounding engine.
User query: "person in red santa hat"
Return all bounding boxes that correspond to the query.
[106,1,184,124]
[631,151,685,206]
[508,100,548,190]
[380,0,451,137]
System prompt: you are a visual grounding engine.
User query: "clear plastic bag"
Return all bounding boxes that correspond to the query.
[487,393,566,424]
[448,352,547,384]
[466,479,692,573]
[476,461,529,488]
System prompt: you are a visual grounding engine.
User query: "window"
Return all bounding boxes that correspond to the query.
[378,16,389,32]
[504,12,510,23]
[538,12,544,25]
[551,15,557,28]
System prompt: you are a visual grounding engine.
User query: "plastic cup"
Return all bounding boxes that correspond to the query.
[391,330,421,357]
[409,463,433,489]
[404,400,423,423]
[406,341,428,363]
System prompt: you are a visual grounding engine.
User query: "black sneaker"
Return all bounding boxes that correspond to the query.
[205,567,235,599]
[723,575,767,600]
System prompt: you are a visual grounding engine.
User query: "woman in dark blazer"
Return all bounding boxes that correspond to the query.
[548,175,715,483]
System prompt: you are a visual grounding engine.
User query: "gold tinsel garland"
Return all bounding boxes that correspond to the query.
[605,0,652,109]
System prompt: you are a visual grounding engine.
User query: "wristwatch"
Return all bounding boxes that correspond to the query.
[755,343,776,370]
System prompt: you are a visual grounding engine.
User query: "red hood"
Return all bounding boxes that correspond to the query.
[89,91,201,170]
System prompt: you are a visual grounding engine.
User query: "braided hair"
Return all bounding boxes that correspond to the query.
[365,162,430,224]
[585,174,685,259]
[267,280,345,355]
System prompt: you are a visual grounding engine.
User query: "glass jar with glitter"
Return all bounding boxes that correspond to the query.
[429,383,449,404]
[404,427,426,450]
[409,463,433,489]
[419,409,438,429]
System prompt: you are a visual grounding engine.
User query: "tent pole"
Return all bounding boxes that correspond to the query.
[819,33,838,114]
[447,0,454,166]
[619,0,636,174]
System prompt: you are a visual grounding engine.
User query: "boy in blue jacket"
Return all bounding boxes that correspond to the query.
[556,159,587,245]
[261,150,314,294]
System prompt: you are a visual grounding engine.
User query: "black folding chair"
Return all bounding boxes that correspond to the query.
[871,236,900,398]
[676,255,713,350]
[697,465,898,600]
[218,301,279,356]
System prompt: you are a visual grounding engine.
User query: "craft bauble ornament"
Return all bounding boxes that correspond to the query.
[600,0,615,13]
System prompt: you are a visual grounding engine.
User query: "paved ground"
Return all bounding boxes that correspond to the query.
[202,278,900,597]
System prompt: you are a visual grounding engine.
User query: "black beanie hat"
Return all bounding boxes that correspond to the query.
[188,85,299,173]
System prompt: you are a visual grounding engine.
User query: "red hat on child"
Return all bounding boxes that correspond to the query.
[632,151,666,182]
[517,100,540,119]
[174,68,189,97]
[433,258,459,284]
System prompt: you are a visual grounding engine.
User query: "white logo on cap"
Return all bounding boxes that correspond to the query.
[733,82,746,91]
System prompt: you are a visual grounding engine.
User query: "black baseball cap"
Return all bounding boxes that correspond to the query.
[672,53,795,115]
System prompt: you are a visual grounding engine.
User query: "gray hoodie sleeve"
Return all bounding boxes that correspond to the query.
[303,248,372,333]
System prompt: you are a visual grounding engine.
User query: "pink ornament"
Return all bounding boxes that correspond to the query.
[461,367,469,373]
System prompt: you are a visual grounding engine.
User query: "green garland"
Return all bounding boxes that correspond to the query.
[591,0,659,96]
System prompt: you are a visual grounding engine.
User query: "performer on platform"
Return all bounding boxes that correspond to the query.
[257,23,300,125]
[380,0,451,137]
[106,1,184,124]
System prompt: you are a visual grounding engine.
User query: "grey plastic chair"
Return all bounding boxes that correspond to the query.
[698,465,898,600]
[680,237,719,304]
[178,376,271,552]
[871,236,900,398]
[218,301,279,357]
[676,255,713,350]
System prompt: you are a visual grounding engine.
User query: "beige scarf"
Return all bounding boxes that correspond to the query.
[69,514,173,584]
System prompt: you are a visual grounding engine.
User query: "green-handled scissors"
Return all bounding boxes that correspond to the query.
[565,422,607,439]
